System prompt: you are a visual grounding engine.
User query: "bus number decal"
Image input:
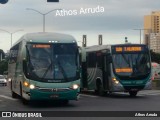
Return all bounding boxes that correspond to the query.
[32,44,51,48]
[115,46,142,52]
[115,68,133,73]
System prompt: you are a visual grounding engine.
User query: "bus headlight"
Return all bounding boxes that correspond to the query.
[29,84,35,89]
[8,78,11,82]
[112,78,117,81]
[112,78,119,84]
[71,84,79,90]
[115,80,119,84]
[23,81,29,87]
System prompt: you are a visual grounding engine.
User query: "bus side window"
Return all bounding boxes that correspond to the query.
[87,53,96,68]
[9,44,19,64]
[97,53,102,68]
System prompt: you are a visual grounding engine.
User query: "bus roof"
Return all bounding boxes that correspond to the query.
[111,43,147,47]
[85,45,111,52]
[12,32,76,47]
[84,44,148,53]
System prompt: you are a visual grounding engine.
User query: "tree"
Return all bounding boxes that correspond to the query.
[0,49,8,74]
[0,60,8,74]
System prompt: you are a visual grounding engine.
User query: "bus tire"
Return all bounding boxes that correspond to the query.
[94,90,98,94]
[20,83,29,105]
[22,98,29,105]
[11,91,18,98]
[61,100,69,105]
[97,82,104,96]
[10,80,13,90]
[11,81,18,98]
[129,91,137,97]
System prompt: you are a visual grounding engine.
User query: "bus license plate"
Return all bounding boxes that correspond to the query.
[131,89,138,91]
[50,94,59,98]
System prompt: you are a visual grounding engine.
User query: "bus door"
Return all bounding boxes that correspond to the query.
[102,53,111,90]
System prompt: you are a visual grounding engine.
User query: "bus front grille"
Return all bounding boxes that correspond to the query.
[124,86,145,91]
[37,88,71,92]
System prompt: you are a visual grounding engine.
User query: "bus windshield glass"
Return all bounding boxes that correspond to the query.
[26,43,79,82]
[112,46,151,79]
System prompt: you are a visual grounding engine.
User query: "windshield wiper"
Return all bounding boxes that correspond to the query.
[122,53,131,67]
[41,60,53,80]
[25,45,40,79]
[40,58,69,82]
[57,61,68,82]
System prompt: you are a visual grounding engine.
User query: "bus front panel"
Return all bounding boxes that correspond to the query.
[111,45,152,91]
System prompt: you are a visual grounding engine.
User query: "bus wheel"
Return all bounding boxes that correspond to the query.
[11,81,18,98]
[94,90,98,94]
[129,91,137,97]
[11,91,18,98]
[61,100,69,105]
[22,98,29,105]
[20,84,29,105]
[97,83,104,96]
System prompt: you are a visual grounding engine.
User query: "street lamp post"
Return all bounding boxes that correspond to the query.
[133,29,151,44]
[26,8,62,32]
[0,29,23,47]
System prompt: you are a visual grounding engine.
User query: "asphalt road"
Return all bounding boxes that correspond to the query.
[0,84,160,120]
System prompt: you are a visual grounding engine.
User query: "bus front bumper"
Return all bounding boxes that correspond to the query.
[23,88,79,101]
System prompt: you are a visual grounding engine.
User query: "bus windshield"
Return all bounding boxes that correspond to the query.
[112,53,151,79]
[26,43,79,82]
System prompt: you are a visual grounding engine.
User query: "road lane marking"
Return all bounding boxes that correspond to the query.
[141,93,160,96]
[0,95,17,101]
[137,92,160,96]
[80,90,160,98]
[139,92,160,94]
[80,94,98,98]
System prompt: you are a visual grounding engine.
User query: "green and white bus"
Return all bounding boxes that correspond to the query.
[81,44,152,97]
[8,32,80,104]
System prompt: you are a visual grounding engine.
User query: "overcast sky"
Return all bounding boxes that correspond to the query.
[0,0,160,52]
